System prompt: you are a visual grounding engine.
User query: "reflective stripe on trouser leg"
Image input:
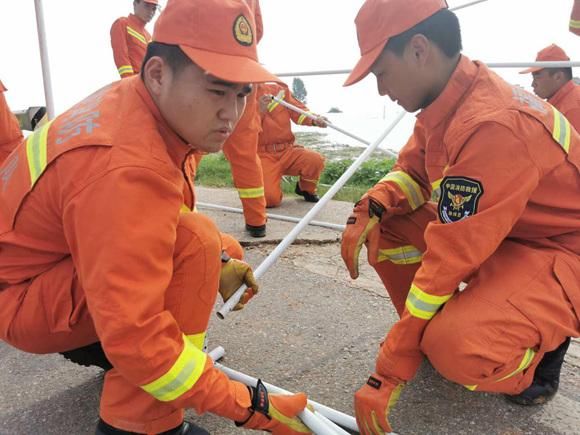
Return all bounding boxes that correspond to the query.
[377,245,422,265]
[372,204,435,315]
[420,240,579,395]
[100,212,221,433]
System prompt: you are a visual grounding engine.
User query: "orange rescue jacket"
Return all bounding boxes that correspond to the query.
[0,77,250,421]
[549,79,580,131]
[257,83,317,148]
[367,56,580,382]
[110,14,151,78]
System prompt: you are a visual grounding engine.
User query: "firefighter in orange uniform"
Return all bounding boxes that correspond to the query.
[0,80,23,164]
[0,1,310,434]
[256,83,326,207]
[218,0,269,237]
[520,44,580,130]
[110,0,159,78]
[571,0,580,35]
[340,0,580,433]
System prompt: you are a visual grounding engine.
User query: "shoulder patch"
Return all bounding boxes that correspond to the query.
[438,176,484,223]
[233,14,253,46]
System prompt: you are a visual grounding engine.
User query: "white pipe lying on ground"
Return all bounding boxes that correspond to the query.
[216,111,405,318]
[208,347,361,434]
[197,202,346,231]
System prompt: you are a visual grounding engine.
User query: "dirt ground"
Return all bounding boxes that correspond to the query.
[1,187,578,435]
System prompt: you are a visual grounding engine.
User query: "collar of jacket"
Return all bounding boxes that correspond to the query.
[133,77,193,170]
[128,13,147,28]
[548,79,576,109]
[417,55,479,131]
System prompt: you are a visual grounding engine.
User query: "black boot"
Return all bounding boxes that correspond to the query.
[96,419,209,435]
[295,182,319,203]
[506,337,571,406]
[245,223,266,238]
[60,342,113,371]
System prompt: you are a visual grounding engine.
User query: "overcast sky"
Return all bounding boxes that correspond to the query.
[1,0,577,149]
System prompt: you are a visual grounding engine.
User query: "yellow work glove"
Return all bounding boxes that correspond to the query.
[355,373,404,435]
[238,380,311,434]
[219,257,259,311]
[340,196,386,279]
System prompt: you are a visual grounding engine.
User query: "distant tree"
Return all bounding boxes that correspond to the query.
[292,78,307,103]
[328,107,342,113]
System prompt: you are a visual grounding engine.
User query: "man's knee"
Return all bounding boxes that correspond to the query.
[265,191,282,208]
[421,313,483,385]
[176,213,221,259]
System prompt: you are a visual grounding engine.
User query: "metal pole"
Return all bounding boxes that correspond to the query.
[216,111,406,318]
[33,0,56,119]
[209,347,361,434]
[197,202,346,231]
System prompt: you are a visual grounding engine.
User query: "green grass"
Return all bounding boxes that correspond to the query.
[195,134,396,203]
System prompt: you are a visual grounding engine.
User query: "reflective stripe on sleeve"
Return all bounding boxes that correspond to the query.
[297,112,313,125]
[126,26,148,45]
[25,120,53,187]
[405,283,453,320]
[571,18,580,29]
[551,106,571,153]
[267,100,280,112]
[186,332,206,351]
[141,334,207,402]
[377,245,422,265]
[237,186,264,199]
[118,65,135,76]
[379,171,425,210]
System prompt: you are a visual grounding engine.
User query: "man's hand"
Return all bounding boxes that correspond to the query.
[239,380,311,434]
[258,94,272,113]
[219,258,259,311]
[355,373,404,435]
[312,115,328,128]
[341,197,385,279]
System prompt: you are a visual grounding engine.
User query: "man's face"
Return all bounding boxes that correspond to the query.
[370,43,430,113]
[134,0,158,23]
[531,69,561,100]
[156,61,251,153]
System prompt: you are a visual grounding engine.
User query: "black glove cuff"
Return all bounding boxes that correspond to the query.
[234,380,270,427]
[368,198,386,219]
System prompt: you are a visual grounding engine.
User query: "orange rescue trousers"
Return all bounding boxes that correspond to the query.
[374,203,580,394]
[259,145,324,208]
[0,212,243,433]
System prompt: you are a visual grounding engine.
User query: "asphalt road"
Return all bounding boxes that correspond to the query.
[1,187,578,435]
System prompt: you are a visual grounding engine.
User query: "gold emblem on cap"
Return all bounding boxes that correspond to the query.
[233,14,253,46]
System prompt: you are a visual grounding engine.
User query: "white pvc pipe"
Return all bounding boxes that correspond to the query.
[208,346,359,433]
[450,0,489,12]
[197,202,346,231]
[34,0,55,119]
[276,60,580,78]
[314,411,352,435]
[216,111,406,318]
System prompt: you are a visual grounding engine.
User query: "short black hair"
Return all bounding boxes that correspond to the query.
[547,67,573,81]
[140,42,193,79]
[385,8,462,58]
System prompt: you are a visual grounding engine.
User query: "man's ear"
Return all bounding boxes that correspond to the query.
[143,56,166,97]
[408,34,430,66]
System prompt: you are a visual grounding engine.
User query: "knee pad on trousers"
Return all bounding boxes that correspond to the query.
[175,213,221,260]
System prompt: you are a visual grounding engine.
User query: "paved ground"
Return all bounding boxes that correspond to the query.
[1,186,579,435]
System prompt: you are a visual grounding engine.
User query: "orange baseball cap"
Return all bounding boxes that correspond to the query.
[143,0,159,5]
[152,0,278,84]
[519,44,570,74]
[344,0,448,86]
